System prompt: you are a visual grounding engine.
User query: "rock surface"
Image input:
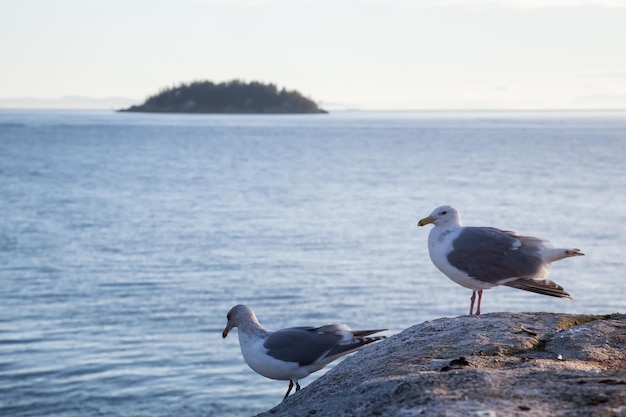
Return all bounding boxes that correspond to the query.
[257,312,626,417]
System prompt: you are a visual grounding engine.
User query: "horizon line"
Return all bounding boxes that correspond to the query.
[1,106,625,113]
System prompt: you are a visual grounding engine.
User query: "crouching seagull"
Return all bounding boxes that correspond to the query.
[222,304,386,400]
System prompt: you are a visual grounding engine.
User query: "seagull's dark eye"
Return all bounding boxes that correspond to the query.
[441,211,447,215]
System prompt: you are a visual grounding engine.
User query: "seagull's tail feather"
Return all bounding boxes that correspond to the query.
[504,278,572,299]
[351,329,388,338]
[323,333,386,363]
[542,247,585,263]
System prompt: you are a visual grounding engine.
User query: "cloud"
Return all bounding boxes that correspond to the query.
[189,0,626,6]
[570,93,626,106]
[392,0,626,8]
[577,72,626,78]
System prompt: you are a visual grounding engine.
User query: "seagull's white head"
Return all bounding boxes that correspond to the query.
[222,304,260,339]
[418,205,462,228]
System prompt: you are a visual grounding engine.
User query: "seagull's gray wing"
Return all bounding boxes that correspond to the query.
[263,328,342,366]
[447,227,545,283]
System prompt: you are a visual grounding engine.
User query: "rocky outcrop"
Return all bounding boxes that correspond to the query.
[257,313,626,417]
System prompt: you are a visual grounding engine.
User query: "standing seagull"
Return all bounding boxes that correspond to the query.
[417,205,584,315]
[222,304,386,400]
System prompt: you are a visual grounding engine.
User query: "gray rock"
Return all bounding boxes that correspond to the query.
[256,312,626,417]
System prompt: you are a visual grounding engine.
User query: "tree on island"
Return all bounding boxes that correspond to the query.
[119,80,327,114]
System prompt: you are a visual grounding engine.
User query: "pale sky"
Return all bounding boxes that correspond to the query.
[1,0,626,110]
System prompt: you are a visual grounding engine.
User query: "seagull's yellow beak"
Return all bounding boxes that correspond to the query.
[418,216,435,227]
[222,321,234,339]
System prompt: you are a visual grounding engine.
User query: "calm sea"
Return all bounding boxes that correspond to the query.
[1,109,625,416]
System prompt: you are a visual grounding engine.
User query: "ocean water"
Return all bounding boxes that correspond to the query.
[0,109,625,417]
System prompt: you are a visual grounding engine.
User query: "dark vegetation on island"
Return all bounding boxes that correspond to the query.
[119,80,327,114]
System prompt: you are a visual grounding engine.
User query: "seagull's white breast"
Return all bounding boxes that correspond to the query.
[237,332,311,381]
[427,226,497,291]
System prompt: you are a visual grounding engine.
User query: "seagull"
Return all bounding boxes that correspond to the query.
[222,305,386,400]
[417,205,584,316]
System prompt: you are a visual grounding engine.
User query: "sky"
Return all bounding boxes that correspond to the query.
[1,0,626,110]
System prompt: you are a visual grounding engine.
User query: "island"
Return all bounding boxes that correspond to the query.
[118,80,327,114]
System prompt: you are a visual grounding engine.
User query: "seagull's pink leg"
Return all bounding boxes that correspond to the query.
[469,291,476,315]
[475,290,483,316]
